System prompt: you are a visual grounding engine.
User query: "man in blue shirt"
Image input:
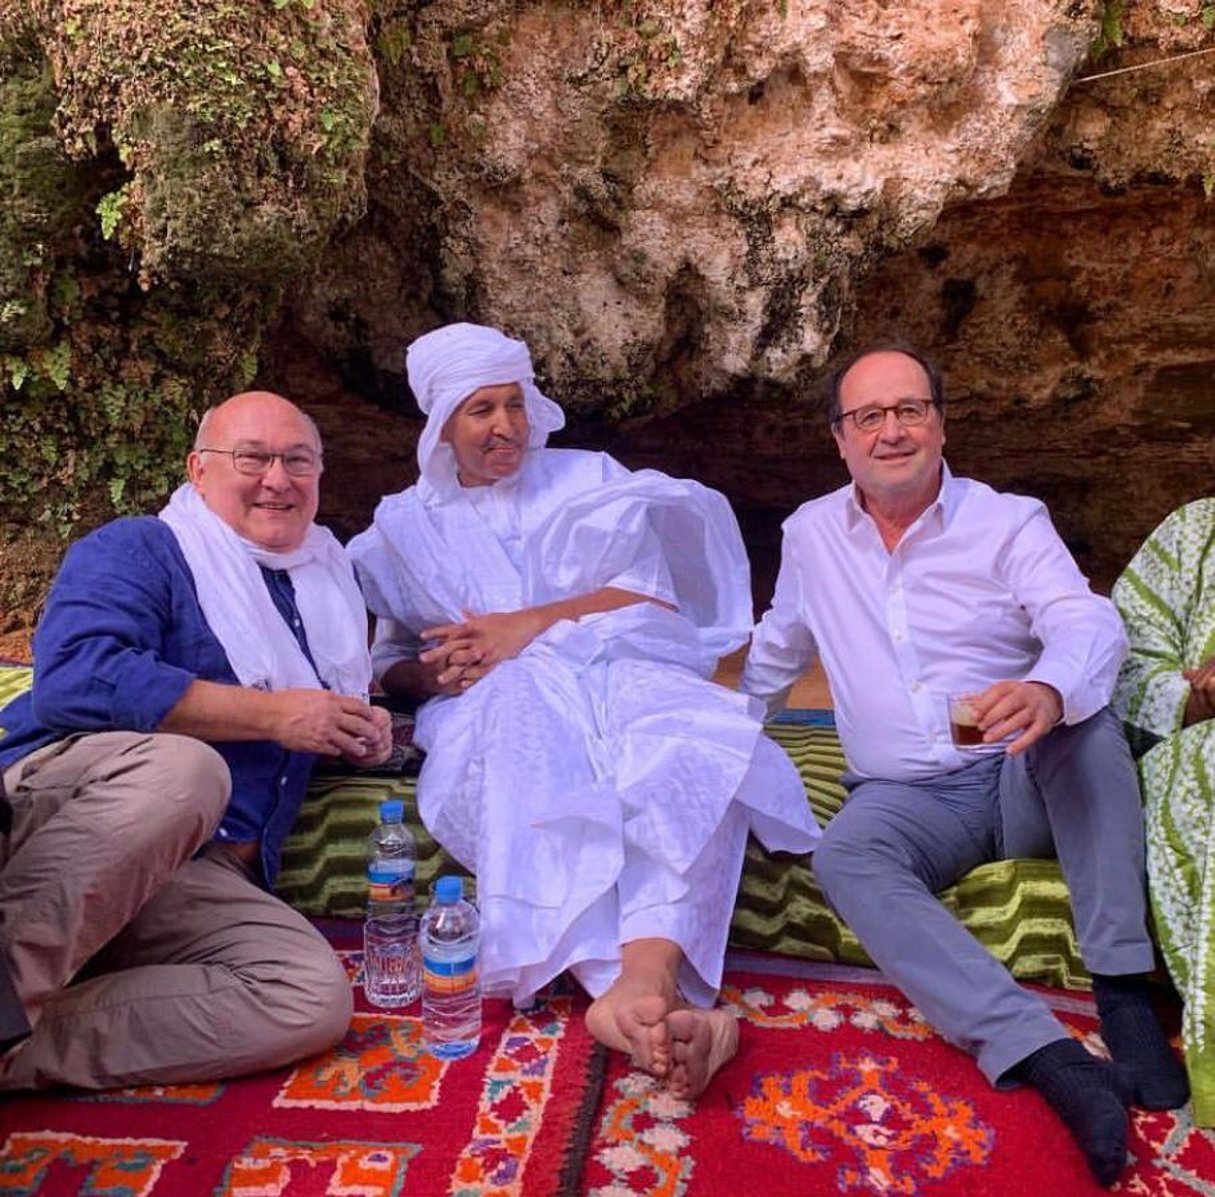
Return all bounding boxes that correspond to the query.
[0,390,390,1090]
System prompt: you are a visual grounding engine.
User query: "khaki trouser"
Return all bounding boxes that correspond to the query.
[0,732,352,1090]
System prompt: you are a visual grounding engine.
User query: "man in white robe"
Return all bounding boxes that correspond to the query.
[349,323,820,1098]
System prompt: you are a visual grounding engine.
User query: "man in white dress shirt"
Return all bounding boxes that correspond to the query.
[350,323,820,1100]
[742,347,1186,1186]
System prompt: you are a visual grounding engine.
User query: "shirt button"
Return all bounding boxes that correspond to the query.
[910,681,921,693]
[279,776,288,787]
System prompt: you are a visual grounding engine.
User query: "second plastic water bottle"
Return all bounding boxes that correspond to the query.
[419,875,481,1059]
[363,799,420,1008]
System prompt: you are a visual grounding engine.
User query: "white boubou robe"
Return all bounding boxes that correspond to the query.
[349,448,820,1004]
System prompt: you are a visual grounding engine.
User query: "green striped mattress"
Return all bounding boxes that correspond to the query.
[0,667,1088,989]
[0,666,32,714]
[278,725,1087,989]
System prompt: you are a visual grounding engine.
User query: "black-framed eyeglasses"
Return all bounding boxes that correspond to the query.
[198,447,322,477]
[834,399,936,434]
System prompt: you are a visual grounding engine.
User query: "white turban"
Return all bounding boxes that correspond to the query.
[407,323,565,495]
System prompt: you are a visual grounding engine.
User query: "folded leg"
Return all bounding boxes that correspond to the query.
[2,853,351,1090]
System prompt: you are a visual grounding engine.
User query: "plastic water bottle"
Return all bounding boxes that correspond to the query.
[419,875,481,1058]
[362,799,420,1008]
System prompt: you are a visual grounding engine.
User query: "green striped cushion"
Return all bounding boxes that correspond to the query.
[277,723,1086,989]
[0,667,32,727]
[731,724,1087,987]
[0,667,1087,988]
[275,773,473,916]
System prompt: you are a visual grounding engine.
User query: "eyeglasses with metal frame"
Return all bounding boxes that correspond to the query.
[197,447,322,477]
[834,398,937,434]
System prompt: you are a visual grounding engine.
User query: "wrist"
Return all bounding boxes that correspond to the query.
[250,687,285,740]
[1027,680,1064,724]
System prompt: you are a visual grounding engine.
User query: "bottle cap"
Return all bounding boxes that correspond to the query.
[435,875,463,903]
[379,799,404,823]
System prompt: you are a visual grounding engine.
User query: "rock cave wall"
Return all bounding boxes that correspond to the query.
[1,0,1213,651]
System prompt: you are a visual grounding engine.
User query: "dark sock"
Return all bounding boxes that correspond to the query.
[1011,1037,1130,1187]
[1093,973,1190,1110]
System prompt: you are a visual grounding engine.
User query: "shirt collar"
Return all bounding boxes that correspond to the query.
[934,461,961,526]
[843,461,956,535]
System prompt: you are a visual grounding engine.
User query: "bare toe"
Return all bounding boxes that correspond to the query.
[667,1008,739,1100]
[587,991,672,1076]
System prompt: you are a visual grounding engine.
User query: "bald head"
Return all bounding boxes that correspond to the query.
[187,390,323,552]
[194,391,321,453]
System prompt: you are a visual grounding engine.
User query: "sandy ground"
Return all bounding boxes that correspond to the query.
[0,632,31,664]
[713,648,832,708]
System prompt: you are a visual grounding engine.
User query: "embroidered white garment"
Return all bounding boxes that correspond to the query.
[356,450,749,673]
[350,322,819,1004]
[349,446,821,1005]
[160,483,371,698]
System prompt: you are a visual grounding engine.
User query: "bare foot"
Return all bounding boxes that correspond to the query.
[587,989,674,1079]
[666,1007,739,1100]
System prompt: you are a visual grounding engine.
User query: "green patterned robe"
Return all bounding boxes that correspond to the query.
[1112,498,1215,1123]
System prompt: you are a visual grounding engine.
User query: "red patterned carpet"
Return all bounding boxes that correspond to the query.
[2,947,1213,1196]
[0,941,603,1196]
[584,961,1215,1196]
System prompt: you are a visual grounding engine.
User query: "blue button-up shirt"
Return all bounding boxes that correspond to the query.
[0,517,321,884]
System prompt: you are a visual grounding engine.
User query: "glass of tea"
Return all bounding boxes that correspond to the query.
[948,693,986,748]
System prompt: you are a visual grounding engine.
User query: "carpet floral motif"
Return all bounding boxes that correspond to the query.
[584,981,976,1197]
[738,1050,993,1196]
[77,1081,225,1106]
[0,942,600,1195]
[721,981,933,1039]
[274,1012,443,1112]
[0,1131,184,1196]
[215,1136,420,1196]
[587,1072,693,1197]
[1125,1107,1215,1196]
[582,974,1088,1196]
[9,960,1215,1195]
[450,996,579,1195]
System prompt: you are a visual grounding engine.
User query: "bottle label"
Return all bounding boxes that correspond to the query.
[422,955,477,995]
[368,877,415,904]
[367,862,415,905]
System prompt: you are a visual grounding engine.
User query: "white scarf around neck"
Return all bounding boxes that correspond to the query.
[160,483,372,699]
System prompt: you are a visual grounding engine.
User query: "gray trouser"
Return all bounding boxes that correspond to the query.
[812,708,1156,1085]
[0,731,352,1090]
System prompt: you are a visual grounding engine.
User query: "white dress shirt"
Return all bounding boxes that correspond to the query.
[741,464,1128,781]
